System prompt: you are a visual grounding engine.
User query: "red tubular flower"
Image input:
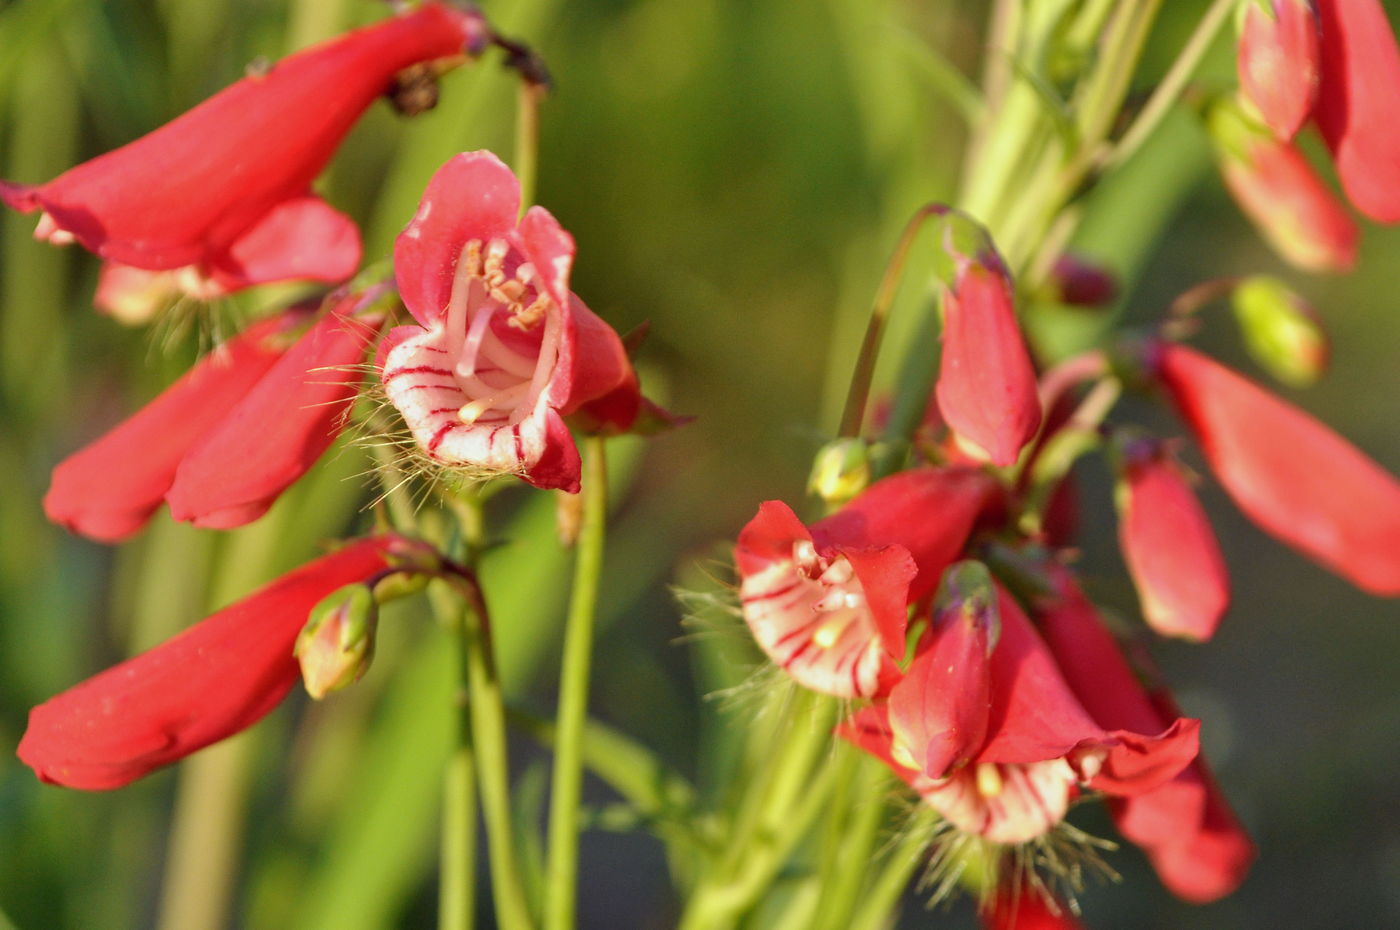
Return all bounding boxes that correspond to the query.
[0,3,490,296]
[1152,341,1400,596]
[842,588,1199,844]
[1237,0,1320,141]
[1315,0,1400,222]
[1115,439,1230,641]
[1209,104,1358,272]
[45,298,379,541]
[1034,571,1254,902]
[381,151,641,492]
[165,300,382,529]
[17,536,402,790]
[936,256,1042,467]
[735,467,1001,698]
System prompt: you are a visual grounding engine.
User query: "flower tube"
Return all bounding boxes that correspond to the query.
[381,151,641,492]
[0,3,490,297]
[17,536,402,790]
[1152,341,1400,596]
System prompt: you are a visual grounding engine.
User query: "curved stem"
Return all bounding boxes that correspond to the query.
[838,203,948,438]
[1103,0,1237,172]
[544,436,609,930]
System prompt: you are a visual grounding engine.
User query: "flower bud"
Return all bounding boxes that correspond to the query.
[1046,253,1118,307]
[1230,276,1328,386]
[295,584,379,699]
[807,438,872,505]
[1113,437,1230,641]
[1237,0,1320,141]
[933,215,1042,467]
[1207,96,1357,273]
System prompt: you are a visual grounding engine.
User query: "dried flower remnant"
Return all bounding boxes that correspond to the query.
[381,151,641,492]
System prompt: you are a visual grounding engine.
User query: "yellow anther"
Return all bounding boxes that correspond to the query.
[975,763,1004,799]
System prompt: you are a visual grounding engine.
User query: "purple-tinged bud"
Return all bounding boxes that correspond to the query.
[1047,253,1118,307]
[1229,276,1328,386]
[1237,0,1320,141]
[295,584,379,699]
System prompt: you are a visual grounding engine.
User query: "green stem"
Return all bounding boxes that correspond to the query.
[440,746,478,930]
[812,758,892,930]
[515,80,544,211]
[1103,0,1237,172]
[445,566,535,930]
[848,808,939,930]
[544,436,609,930]
[838,203,948,438]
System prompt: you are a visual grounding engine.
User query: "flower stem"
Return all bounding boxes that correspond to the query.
[515,79,545,211]
[544,436,609,930]
[838,204,948,439]
[439,745,478,930]
[847,807,939,930]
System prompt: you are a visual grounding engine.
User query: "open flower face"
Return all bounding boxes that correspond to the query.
[381,152,637,492]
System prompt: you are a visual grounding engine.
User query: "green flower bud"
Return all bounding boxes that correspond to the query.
[295,584,378,699]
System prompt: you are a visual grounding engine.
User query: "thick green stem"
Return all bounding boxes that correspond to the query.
[812,758,892,930]
[544,436,609,930]
[848,808,940,930]
[440,746,478,930]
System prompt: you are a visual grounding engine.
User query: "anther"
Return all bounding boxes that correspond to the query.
[509,295,551,330]
[975,763,1004,798]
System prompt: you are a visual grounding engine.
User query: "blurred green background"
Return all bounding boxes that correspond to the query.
[1,0,1398,927]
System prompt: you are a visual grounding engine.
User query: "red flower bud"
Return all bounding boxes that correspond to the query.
[981,886,1085,930]
[1115,439,1231,641]
[1153,342,1400,596]
[17,537,400,789]
[1237,0,1320,141]
[0,4,489,293]
[936,259,1042,467]
[1315,0,1400,222]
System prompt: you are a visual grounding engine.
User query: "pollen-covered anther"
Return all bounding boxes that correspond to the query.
[792,539,820,573]
[976,762,1004,798]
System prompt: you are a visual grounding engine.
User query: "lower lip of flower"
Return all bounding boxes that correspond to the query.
[383,236,561,468]
[739,538,885,698]
[921,758,1077,845]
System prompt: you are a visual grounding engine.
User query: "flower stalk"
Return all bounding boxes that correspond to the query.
[544,435,609,930]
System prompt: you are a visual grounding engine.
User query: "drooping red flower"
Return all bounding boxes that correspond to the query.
[0,3,490,297]
[842,587,1199,844]
[1034,570,1254,902]
[1315,0,1400,222]
[935,255,1042,467]
[1115,439,1230,641]
[1237,0,1320,141]
[380,151,641,492]
[735,467,1001,698]
[1152,341,1400,596]
[17,536,404,790]
[1209,103,1358,273]
[45,297,380,541]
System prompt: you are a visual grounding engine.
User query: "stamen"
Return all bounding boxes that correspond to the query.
[509,306,561,426]
[890,739,920,772]
[819,560,854,585]
[812,620,846,648]
[444,240,481,360]
[483,238,509,286]
[812,590,850,612]
[509,295,552,331]
[490,279,526,304]
[455,302,498,380]
[457,381,532,424]
[976,763,1004,799]
[792,540,819,567]
[481,328,538,378]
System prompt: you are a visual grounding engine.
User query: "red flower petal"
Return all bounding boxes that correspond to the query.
[165,303,380,528]
[43,312,299,541]
[204,195,362,292]
[1238,0,1320,141]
